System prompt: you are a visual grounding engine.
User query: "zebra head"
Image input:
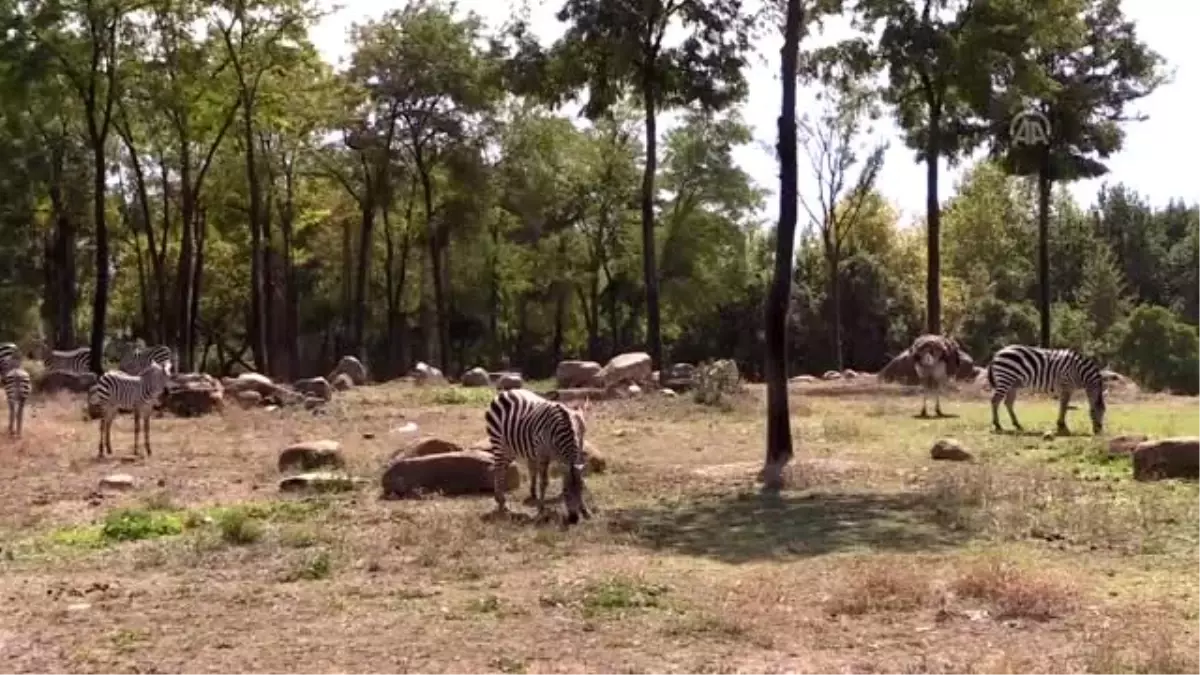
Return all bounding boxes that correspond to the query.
[559,404,591,526]
[1090,387,1107,435]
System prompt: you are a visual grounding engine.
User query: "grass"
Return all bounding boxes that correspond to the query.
[0,378,1194,673]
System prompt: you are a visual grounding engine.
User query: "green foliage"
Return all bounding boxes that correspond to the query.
[101,508,186,542]
[1114,306,1200,395]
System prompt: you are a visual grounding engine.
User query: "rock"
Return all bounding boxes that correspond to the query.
[552,387,610,403]
[411,361,446,386]
[627,383,642,396]
[37,370,97,395]
[278,440,345,474]
[496,373,524,391]
[598,352,653,388]
[332,373,354,391]
[461,367,490,387]
[400,437,464,460]
[279,472,367,493]
[224,372,279,398]
[1132,438,1199,481]
[1108,434,1150,456]
[392,421,419,434]
[294,376,333,402]
[556,360,602,389]
[662,388,677,397]
[380,450,521,499]
[235,390,263,409]
[931,438,973,462]
[329,355,368,385]
[842,369,858,379]
[789,375,819,384]
[99,474,135,491]
[163,373,224,417]
[822,370,842,380]
[666,362,696,381]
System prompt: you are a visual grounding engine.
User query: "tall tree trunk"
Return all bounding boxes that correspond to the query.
[241,108,268,375]
[1037,147,1052,347]
[353,203,375,360]
[189,206,207,373]
[924,112,942,335]
[640,74,663,369]
[281,159,299,379]
[827,248,843,371]
[89,143,110,375]
[763,0,804,493]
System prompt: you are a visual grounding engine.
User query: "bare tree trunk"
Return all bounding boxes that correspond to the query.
[639,74,663,370]
[1037,147,1052,347]
[763,0,804,493]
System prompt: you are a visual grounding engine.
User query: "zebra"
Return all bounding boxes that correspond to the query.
[0,342,17,371]
[910,334,962,418]
[484,388,591,525]
[2,365,31,438]
[43,347,93,375]
[118,344,174,376]
[986,344,1106,436]
[89,362,170,458]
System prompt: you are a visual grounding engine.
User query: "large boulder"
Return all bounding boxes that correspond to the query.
[164,373,224,417]
[37,370,96,395]
[380,449,520,499]
[598,352,653,388]
[461,367,490,388]
[223,372,279,398]
[397,437,464,461]
[411,361,446,386]
[1132,438,1199,481]
[496,373,524,391]
[332,373,354,391]
[556,360,602,389]
[278,440,346,473]
[329,355,368,385]
[662,362,696,392]
[294,376,334,402]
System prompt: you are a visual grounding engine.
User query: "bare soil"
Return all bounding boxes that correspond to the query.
[0,379,1194,674]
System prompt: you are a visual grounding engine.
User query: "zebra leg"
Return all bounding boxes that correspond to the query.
[143,406,152,457]
[523,457,540,507]
[15,399,24,438]
[1004,390,1023,431]
[537,459,550,511]
[491,455,511,515]
[1055,390,1072,436]
[6,400,13,436]
[132,409,142,457]
[991,392,1005,432]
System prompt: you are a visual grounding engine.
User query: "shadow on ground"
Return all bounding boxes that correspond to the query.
[606,489,966,564]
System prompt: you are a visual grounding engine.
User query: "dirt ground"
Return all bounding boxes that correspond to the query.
[0,378,1195,674]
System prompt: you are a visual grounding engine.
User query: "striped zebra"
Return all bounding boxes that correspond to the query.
[2,365,31,437]
[484,389,591,525]
[90,362,170,458]
[119,344,174,376]
[910,334,962,418]
[43,347,92,375]
[987,344,1107,436]
[0,342,17,372]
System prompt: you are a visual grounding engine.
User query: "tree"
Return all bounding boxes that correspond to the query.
[984,0,1167,346]
[526,0,755,369]
[836,0,998,336]
[762,0,803,493]
[797,83,885,370]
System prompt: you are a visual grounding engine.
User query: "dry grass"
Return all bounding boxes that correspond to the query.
[0,379,1195,673]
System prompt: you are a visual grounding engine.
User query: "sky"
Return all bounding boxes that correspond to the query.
[307,0,1199,227]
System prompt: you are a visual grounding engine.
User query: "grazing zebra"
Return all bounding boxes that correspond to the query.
[119,344,174,376]
[910,334,962,418]
[2,366,31,437]
[484,389,591,525]
[987,344,1106,436]
[90,363,170,458]
[43,347,92,375]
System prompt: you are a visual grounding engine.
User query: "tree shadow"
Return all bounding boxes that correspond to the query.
[912,412,962,420]
[605,490,966,564]
[992,429,1048,438]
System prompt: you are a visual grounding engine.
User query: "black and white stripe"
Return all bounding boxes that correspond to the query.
[0,342,18,373]
[2,365,31,437]
[484,389,591,525]
[44,347,92,375]
[90,363,170,457]
[986,344,1107,436]
[119,344,174,376]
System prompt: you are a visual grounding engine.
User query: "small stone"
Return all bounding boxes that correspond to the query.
[930,439,973,462]
[99,474,135,491]
[278,472,366,493]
